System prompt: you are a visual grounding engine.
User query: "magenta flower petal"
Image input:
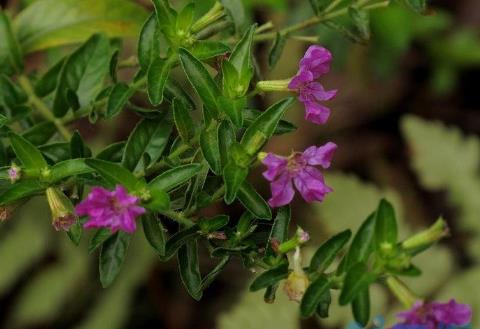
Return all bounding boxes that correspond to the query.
[293,167,332,202]
[262,153,288,181]
[268,172,295,207]
[261,144,336,208]
[75,185,145,234]
[288,69,314,90]
[303,100,331,125]
[299,45,332,78]
[394,299,472,329]
[302,142,337,168]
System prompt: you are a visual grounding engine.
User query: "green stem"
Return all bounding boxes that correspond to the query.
[160,209,194,227]
[254,0,389,41]
[144,142,193,177]
[17,75,72,140]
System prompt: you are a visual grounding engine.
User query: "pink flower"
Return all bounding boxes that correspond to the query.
[260,142,337,207]
[8,164,21,183]
[288,45,337,125]
[75,185,146,233]
[393,300,472,329]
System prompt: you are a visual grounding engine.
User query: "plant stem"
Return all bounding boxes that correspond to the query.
[160,209,194,227]
[144,142,193,177]
[17,75,72,140]
[254,0,390,42]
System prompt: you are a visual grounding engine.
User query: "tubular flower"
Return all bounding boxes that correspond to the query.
[391,300,472,329]
[75,185,146,234]
[46,187,77,231]
[288,45,337,125]
[260,142,337,208]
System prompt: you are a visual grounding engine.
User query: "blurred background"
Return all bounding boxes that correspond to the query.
[0,0,479,328]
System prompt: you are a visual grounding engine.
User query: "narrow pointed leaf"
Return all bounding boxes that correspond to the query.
[374,199,398,252]
[138,13,161,70]
[173,98,195,142]
[200,122,221,174]
[106,83,134,118]
[49,159,93,183]
[99,231,131,288]
[237,181,272,220]
[142,214,166,256]
[85,159,145,192]
[148,164,201,192]
[249,263,289,292]
[310,229,352,273]
[0,180,44,206]
[147,56,174,106]
[9,132,48,171]
[266,206,291,257]
[351,288,371,326]
[178,240,203,300]
[339,262,377,305]
[300,275,331,317]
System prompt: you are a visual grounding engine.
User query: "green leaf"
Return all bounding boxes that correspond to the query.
[0,10,23,75]
[300,275,331,317]
[144,185,170,211]
[228,25,255,95]
[0,180,44,205]
[241,97,294,156]
[349,6,370,41]
[142,214,166,256]
[351,288,370,326]
[178,240,203,300]
[162,225,199,261]
[96,142,125,162]
[310,229,352,273]
[179,48,221,114]
[218,120,236,167]
[191,41,230,60]
[237,182,272,220]
[244,109,297,135]
[138,13,161,71]
[268,33,286,69]
[151,0,177,34]
[67,221,83,246]
[39,143,71,163]
[88,229,112,254]
[200,121,222,174]
[106,83,135,118]
[374,199,398,253]
[220,0,246,33]
[223,162,248,204]
[219,96,246,127]
[49,159,93,183]
[9,132,48,171]
[53,34,110,117]
[198,215,229,233]
[0,75,27,109]
[308,0,329,16]
[122,118,172,175]
[176,2,195,31]
[339,262,377,305]
[147,56,174,106]
[201,256,231,291]
[99,231,131,288]
[266,206,291,257]
[344,213,376,271]
[173,98,195,142]
[70,130,91,158]
[148,164,201,192]
[85,159,145,192]
[249,263,289,292]
[34,58,66,97]
[164,78,195,110]
[14,0,147,53]
[316,289,331,318]
[22,121,56,146]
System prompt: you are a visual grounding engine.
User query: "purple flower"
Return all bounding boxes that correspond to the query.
[75,185,146,234]
[261,142,337,207]
[392,300,472,329]
[288,45,337,125]
[8,164,21,183]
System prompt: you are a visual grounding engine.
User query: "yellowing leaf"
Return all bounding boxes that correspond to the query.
[14,0,147,53]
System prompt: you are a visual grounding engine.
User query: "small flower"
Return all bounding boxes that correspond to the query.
[8,164,21,183]
[283,247,309,302]
[261,142,337,207]
[392,300,472,329]
[46,187,77,231]
[288,45,337,125]
[75,185,146,233]
[296,227,310,243]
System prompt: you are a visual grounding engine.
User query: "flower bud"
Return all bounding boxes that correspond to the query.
[277,226,310,254]
[8,164,21,183]
[386,276,419,308]
[46,187,77,231]
[401,218,449,253]
[256,79,292,92]
[0,202,21,222]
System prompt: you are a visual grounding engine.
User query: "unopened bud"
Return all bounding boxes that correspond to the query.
[46,187,77,231]
[8,164,21,183]
[277,226,310,254]
[401,218,449,253]
[256,79,291,92]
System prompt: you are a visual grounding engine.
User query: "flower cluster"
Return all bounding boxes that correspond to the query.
[288,45,337,125]
[260,142,337,207]
[75,185,145,233]
[391,300,472,329]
